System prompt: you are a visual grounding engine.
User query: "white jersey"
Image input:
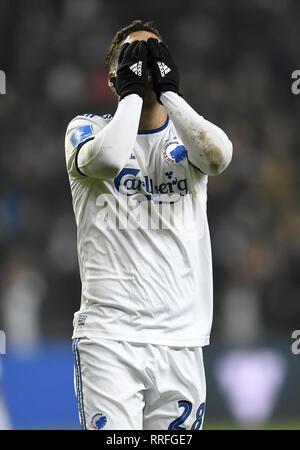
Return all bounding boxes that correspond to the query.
[65,95,232,347]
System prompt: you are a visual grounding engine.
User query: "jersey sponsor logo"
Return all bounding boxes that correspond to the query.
[163,139,187,164]
[157,61,171,77]
[91,412,107,430]
[70,124,94,147]
[129,61,143,76]
[114,167,188,202]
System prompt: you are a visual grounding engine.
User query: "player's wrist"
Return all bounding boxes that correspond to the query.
[116,71,147,101]
[159,89,182,103]
[119,93,144,103]
[118,85,145,101]
[154,84,181,105]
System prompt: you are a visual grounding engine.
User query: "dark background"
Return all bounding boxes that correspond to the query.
[0,0,299,429]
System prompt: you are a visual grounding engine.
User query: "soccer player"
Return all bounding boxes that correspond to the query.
[65,20,232,430]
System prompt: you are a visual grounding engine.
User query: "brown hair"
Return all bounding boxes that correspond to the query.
[105,19,162,73]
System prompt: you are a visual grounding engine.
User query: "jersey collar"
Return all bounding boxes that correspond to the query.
[138,116,170,135]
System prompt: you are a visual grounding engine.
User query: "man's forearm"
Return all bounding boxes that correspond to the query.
[160,91,233,175]
[77,94,143,179]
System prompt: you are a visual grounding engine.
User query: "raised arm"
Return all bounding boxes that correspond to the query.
[161,92,232,175]
[147,37,233,176]
[76,94,142,179]
[68,40,149,180]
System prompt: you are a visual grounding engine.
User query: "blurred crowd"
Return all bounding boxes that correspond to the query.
[0,0,299,350]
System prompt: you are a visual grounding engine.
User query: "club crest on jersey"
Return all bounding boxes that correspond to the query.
[91,412,107,430]
[163,139,187,165]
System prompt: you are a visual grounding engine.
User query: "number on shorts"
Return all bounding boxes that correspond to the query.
[191,402,205,430]
[168,400,205,430]
[168,400,192,430]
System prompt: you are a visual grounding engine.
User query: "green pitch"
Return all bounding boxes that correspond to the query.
[204,419,300,430]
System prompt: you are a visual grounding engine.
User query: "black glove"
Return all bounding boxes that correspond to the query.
[114,40,148,100]
[147,38,180,102]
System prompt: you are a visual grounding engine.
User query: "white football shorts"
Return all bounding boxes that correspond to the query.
[72,337,206,430]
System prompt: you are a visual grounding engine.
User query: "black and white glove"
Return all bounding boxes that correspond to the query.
[147,38,180,102]
[114,40,148,100]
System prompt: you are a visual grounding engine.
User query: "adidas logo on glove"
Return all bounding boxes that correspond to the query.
[129,61,171,79]
[157,62,171,77]
[130,61,143,76]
